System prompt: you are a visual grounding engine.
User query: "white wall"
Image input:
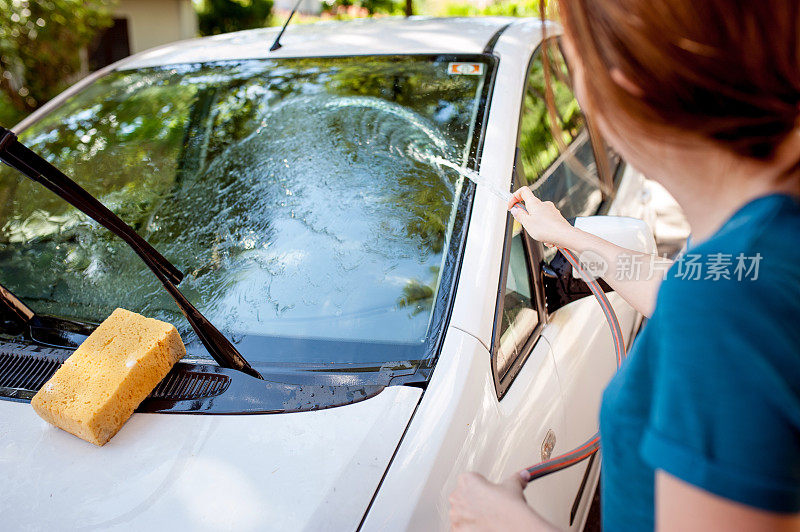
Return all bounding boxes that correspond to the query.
[114,0,199,54]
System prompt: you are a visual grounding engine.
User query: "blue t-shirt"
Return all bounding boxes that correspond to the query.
[600,193,800,530]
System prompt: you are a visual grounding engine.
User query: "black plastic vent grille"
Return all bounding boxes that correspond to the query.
[149,371,230,400]
[0,346,385,414]
[0,350,230,402]
[0,352,60,391]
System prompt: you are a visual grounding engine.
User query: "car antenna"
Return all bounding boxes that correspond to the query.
[0,127,263,380]
[269,0,303,52]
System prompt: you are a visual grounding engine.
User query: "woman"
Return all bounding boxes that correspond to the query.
[450,1,800,530]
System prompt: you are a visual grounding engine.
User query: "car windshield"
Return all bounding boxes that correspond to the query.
[0,55,490,366]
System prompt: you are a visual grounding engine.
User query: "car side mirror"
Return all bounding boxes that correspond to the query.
[542,216,656,312]
[575,215,656,252]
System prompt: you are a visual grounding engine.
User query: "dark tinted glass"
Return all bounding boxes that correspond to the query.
[0,56,489,364]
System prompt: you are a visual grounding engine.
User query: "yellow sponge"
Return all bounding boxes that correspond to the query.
[31,308,185,446]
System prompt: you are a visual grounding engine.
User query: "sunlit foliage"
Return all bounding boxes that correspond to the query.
[0,0,113,125]
[196,0,273,36]
[441,0,552,18]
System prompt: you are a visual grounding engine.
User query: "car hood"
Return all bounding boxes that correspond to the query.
[0,386,421,531]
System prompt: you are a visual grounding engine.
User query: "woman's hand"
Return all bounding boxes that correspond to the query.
[508,187,577,248]
[449,471,557,531]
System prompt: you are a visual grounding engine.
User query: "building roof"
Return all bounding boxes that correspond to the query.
[120,17,523,69]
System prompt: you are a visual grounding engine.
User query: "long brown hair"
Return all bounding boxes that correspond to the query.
[553,0,800,166]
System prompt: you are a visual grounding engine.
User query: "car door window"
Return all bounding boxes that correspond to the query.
[496,223,539,379]
[518,40,603,220]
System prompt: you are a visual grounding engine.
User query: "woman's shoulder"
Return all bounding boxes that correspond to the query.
[647,195,800,401]
[658,193,800,314]
[705,192,800,267]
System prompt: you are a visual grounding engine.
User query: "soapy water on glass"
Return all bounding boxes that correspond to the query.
[325,98,515,205]
[0,92,529,357]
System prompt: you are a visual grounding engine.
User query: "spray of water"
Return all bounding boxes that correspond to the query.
[409,150,514,205]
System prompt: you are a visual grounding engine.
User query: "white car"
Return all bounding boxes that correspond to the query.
[0,17,656,531]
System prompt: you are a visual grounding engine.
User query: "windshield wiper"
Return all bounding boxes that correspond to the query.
[0,281,35,325]
[0,281,95,347]
[0,127,262,379]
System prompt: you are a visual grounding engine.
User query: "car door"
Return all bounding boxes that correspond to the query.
[487,188,579,529]
[512,37,640,529]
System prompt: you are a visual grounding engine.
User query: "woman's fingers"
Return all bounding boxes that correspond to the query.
[509,203,530,223]
[508,186,541,211]
[508,187,526,209]
[520,186,538,206]
[449,471,529,530]
[507,187,576,248]
[501,470,530,492]
[510,206,554,247]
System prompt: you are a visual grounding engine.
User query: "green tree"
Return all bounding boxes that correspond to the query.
[322,0,403,16]
[442,0,551,18]
[362,0,400,14]
[197,0,273,36]
[0,0,113,126]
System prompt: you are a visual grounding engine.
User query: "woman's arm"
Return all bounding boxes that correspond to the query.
[656,471,800,531]
[555,225,671,318]
[509,187,671,317]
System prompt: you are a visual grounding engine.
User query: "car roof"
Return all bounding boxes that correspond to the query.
[120,17,539,70]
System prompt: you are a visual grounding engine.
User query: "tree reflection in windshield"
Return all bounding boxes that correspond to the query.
[0,56,488,364]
